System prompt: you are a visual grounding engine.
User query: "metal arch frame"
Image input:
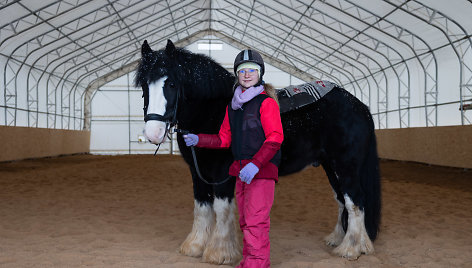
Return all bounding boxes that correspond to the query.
[74,0,402,130]
[234,0,378,105]
[2,0,199,128]
[80,23,343,131]
[211,30,335,82]
[51,1,202,129]
[2,0,471,130]
[29,0,129,128]
[79,0,408,130]
[330,0,438,128]
[384,0,472,125]
[67,9,207,130]
[2,0,108,126]
[214,7,365,94]
[78,21,211,130]
[318,3,410,128]
[0,0,436,128]
[2,0,98,126]
[79,27,378,133]
[80,27,332,131]
[59,0,205,130]
[80,23,329,129]
[0,0,21,11]
[216,1,374,105]
[265,0,410,128]
[24,0,123,128]
[80,0,428,130]
[236,0,419,128]
[319,0,413,129]
[0,0,87,48]
[54,0,194,128]
[212,3,342,85]
[6,1,198,127]
[75,8,368,131]
[222,2,364,89]
[82,29,221,131]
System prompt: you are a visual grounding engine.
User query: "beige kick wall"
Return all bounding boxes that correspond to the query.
[1,125,470,168]
[0,126,90,162]
[375,125,472,169]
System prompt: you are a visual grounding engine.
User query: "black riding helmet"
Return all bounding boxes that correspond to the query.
[233,49,265,85]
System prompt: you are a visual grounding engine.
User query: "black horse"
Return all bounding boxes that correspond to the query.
[135,40,381,264]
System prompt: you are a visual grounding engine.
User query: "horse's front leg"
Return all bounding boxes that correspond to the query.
[180,174,214,257]
[202,178,241,265]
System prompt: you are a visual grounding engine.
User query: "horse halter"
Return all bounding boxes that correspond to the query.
[141,81,231,185]
[142,81,181,154]
[142,82,180,125]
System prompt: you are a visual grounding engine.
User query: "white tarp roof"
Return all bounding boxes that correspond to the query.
[1,0,472,129]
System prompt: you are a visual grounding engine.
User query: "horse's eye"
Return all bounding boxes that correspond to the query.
[169,82,175,88]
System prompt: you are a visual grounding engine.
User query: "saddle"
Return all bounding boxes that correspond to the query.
[277,80,337,114]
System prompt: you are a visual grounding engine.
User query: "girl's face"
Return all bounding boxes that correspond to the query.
[238,68,259,89]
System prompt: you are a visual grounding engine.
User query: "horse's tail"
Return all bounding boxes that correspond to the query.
[362,128,381,241]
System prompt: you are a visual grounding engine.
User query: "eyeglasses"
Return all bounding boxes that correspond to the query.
[238,69,258,75]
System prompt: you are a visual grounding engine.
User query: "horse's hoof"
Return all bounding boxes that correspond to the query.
[324,231,344,247]
[179,239,204,257]
[202,245,241,265]
[333,242,361,260]
[360,238,375,255]
[332,234,374,260]
[202,235,242,265]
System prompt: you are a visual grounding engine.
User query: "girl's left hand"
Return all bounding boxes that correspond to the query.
[239,162,259,184]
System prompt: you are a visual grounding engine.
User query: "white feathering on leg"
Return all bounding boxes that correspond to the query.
[325,195,346,247]
[180,200,214,257]
[333,194,374,260]
[202,197,241,265]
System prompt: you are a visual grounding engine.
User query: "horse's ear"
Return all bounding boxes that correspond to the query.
[142,40,152,57]
[165,39,176,57]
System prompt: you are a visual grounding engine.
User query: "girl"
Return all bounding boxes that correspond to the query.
[183,49,283,268]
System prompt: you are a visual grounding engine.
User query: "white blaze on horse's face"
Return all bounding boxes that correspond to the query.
[144,76,168,144]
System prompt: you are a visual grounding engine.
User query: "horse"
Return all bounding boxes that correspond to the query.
[135,39,381,264]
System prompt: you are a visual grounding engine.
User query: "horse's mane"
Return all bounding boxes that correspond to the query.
[135,42,235,101]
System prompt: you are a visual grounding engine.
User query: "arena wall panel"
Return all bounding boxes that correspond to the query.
[0,126,90,162]
[376,125,472,169]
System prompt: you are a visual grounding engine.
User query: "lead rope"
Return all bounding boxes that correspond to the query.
[173,128,233,186]
[153,128,232,185]
[190,146,233,186]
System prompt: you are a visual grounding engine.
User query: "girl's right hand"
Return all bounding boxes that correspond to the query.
[183,134,199,146]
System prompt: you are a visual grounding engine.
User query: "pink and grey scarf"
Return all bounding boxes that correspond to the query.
[231,85,264,110]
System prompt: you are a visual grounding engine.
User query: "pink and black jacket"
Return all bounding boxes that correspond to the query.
[196,91,284,181]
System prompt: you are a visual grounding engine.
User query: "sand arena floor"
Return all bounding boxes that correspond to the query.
[0,154,471,267]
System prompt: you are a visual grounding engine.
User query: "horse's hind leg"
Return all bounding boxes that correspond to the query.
[180,175,214,257]
[322,164,346,247]
[202,177,241,265]
[325,196,346,247]
[333,193,374,260]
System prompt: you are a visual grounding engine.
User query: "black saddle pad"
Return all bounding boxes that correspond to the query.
[277,80,337,114]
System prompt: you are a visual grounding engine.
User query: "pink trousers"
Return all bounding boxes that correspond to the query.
[235,178,275,268]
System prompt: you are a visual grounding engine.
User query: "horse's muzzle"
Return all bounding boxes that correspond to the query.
[144,121,167,144]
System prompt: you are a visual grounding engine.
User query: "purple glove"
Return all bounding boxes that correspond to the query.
[183,134,199,147]
[239,162,259,184]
